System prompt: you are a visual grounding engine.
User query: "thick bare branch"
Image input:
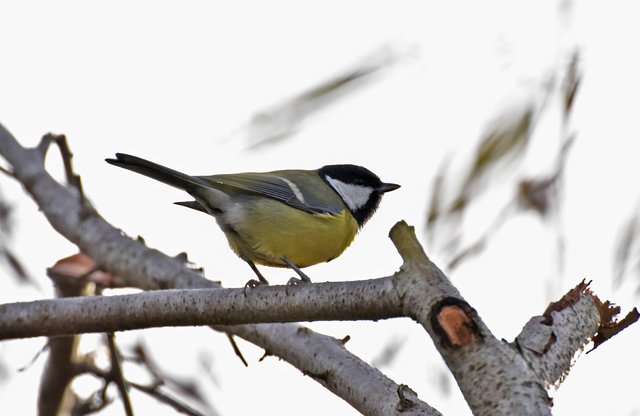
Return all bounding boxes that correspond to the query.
[229,323,434,416]
[515,293,598,386]
[0,279,403,340]
[390,221,553,416]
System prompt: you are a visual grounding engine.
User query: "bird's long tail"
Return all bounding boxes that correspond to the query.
[105,153,207,191]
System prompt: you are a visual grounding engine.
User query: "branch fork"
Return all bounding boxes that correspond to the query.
[1,124,637,416]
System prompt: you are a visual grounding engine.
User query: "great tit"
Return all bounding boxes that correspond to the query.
[106,153,400,285]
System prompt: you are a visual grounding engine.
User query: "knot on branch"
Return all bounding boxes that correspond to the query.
[431,298,482,348]
[396,384,419,412]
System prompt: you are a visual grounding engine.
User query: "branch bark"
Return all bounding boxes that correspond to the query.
[0,280,404,340]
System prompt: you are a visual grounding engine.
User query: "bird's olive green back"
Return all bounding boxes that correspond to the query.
[197,169,346,215]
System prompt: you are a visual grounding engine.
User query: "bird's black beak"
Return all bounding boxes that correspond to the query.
[377,182,401,193]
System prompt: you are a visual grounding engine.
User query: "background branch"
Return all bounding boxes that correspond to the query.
[37,251,94,416]
[106,333,134,416]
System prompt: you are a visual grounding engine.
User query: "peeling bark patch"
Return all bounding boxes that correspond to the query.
[515,316,556,355]
[590,305,639,352]
[541,280,639,352]
[431,298,481,348]
[542,280,589,324]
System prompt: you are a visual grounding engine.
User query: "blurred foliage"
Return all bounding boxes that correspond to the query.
[370,335,407,369]
[0,188,32,285]
[425,51,581,276]
[0,357,7,384]
[613,205,640,293]
[451,105,534,215]
[237,45,408,150]
[563,52,581,121]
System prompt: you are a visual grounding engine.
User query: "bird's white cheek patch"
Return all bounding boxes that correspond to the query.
[325,177,373,211]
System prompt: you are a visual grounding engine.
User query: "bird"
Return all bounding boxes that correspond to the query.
[106,153,400,285]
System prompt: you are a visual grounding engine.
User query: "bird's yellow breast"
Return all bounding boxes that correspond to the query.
[223,199,359,268]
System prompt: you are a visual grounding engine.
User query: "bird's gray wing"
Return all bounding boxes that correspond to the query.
[198,172,341,215]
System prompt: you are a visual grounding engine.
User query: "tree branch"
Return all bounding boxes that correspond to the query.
[390,222,557,415]
[225,323,429,416]
[0,124,440,415]
[0,221,627,415]
[0,279,403,340]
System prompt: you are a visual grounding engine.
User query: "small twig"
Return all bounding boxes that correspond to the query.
[224,332,248,367]
[129,381,209,416]
[18,341,49,372]
[37,133,84,199]
[106,333,134,416]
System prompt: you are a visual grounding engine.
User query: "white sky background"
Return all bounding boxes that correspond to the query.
[1,1,639,415]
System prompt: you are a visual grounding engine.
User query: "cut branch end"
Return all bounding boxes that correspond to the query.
[389,220,430,265]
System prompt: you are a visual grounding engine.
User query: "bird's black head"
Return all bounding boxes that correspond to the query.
[318,164,400,227]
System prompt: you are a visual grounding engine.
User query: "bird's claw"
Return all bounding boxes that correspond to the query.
[286,277,308,286]
[285,276,311,295]
[243,279,268,296]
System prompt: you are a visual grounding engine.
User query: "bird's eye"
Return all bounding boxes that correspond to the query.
[354,178,364,185]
